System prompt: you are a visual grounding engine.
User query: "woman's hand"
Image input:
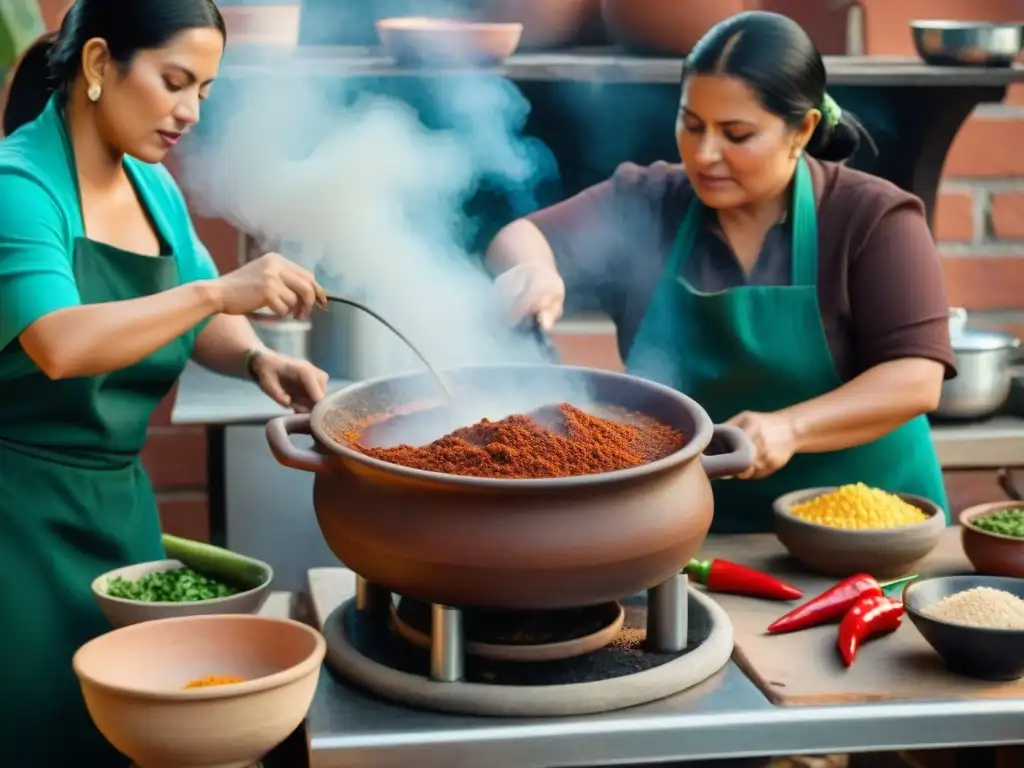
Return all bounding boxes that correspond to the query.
[250,350,329,413]
[494,263,566,331]
[209,252,328,319]
[725,410,798,480]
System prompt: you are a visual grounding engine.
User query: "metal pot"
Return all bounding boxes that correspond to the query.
[266,364,754,609]
[936,308,1022,420]
[249,314,311,361]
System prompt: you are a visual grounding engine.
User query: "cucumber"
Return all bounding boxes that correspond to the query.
[162,534,271,591]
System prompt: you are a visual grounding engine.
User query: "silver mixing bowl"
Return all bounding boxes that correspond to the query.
[911,21,1024,67]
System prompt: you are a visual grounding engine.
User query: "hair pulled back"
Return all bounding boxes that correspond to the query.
[3,0,225,137]
[684,11,871,162]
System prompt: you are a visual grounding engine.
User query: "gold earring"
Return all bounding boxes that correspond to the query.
[87,83,102,102]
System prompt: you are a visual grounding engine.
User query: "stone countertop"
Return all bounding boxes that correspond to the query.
[172,362,1024,469]
[220,47,1024,86]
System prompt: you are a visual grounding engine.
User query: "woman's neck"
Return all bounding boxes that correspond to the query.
[63,89,125,193]
[716,188,789,234]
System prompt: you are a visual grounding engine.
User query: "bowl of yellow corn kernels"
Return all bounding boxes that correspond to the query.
[773,484,948,578]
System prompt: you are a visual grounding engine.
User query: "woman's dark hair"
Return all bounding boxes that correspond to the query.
[3,0,225,136]
[684,11,871,162]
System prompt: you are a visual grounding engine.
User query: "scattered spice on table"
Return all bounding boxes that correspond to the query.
[971,507,1024,538]
[922,587,1024,630]
[767,573,917,634]
[347,403,686,479]
[106,568,238,603]
[789,483,929,529]
[685,558,803,601]
[837,594,904,667]
[184,675,246,689]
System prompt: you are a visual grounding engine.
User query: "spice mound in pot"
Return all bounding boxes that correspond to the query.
[351,403,686,479]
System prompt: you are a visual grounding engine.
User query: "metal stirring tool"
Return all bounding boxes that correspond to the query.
[323,295,456,402]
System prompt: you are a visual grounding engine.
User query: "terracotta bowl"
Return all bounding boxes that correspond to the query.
[73,614,326,768]
[773,487,947,578]
[961,501,1024,577]
[376,17,523,66]
[92,559,272,628]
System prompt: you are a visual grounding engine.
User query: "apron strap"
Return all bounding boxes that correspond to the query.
[667,157,818,288]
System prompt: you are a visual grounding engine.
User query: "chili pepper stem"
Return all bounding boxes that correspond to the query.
[878,574,918,593]
[683,559,712,585]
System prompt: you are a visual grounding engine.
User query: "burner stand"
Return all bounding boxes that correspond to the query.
[356,573,690,683]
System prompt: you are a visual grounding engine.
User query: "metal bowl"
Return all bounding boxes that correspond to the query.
[911,20,1024,67]
[935,308,1021,420]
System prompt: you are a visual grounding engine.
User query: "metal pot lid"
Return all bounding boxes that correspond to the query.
[950,328,1020,351]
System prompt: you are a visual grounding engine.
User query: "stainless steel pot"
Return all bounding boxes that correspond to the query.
[265,364,755,610]
[910,20,1024,68]
[936,308,1022,420]
[249,313,311,361]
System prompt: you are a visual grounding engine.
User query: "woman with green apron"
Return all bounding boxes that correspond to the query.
[0,2,328,764]
[487,11,955,538]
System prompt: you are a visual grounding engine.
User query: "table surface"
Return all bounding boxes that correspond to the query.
[291,570,1024,768]
[172,362,1024,469]
[221,48,1024,86]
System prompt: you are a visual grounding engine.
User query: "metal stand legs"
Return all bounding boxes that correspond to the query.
[647,573,689,653]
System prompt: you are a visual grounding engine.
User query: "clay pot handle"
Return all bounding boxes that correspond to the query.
[266,414,331,473]
[700,424,755,480]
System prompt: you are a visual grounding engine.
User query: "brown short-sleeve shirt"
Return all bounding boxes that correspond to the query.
[527,157,956,382]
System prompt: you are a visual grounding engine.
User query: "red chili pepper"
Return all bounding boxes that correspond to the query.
[837,594,904,667]
[766,573,917,635]
[685,559,803,601]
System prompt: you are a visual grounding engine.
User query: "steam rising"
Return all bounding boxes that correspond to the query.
[177,40,598,428]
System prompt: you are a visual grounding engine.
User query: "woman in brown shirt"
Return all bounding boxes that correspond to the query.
[486,11,955,535]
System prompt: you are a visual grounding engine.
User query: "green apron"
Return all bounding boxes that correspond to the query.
[624,158,949,534]
[0,122,197,764]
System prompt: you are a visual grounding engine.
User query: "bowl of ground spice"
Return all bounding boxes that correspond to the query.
[266,364,755,610]
[960,501,1024,578]
[73,614,325,768]
[903,575,1024,680]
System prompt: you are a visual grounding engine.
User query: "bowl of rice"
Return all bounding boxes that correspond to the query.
[903,575,1024,681]
[773,484,947,578]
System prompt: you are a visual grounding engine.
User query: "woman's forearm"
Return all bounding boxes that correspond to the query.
[484,219,558,276]
[780,358,945,454]
[20,281,221,379]
[192,313,265,379]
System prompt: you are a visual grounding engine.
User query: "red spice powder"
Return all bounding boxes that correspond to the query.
[350,403,686,479]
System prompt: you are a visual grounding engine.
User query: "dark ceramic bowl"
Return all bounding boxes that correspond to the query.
[773,487,947,579]
[903,575,1024,681]
[960,501,1024,578]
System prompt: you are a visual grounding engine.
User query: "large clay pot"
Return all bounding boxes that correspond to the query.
[474,0,605,49]
[601,0,754,56]
[266,364,754,610]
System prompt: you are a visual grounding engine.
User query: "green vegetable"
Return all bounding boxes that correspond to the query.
[106,568,238,603]
[162,534,270,591]
[972,507,1024,539]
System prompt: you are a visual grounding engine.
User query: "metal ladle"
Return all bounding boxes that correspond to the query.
[323,295,455,402]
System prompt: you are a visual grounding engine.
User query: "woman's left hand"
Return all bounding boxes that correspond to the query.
[725,410,799,480]
[251,351,329,413]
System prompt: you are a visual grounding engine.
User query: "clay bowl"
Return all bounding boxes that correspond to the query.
[376,17,523,66]
[903,575,1024,681]
[475,0,604,49]
[961,501,1024,577]
[73,614,326,768]
[92,558,272,628]
[266,364,755,610]
[773,487,947,579]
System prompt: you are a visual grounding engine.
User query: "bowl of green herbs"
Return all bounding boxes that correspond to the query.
[961,502,1024,579]
[91,535,273,628]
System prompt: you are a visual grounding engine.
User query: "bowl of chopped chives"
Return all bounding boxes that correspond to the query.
[91,535,273,628]
[961,501,1024,578]
[773,484,947,578]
